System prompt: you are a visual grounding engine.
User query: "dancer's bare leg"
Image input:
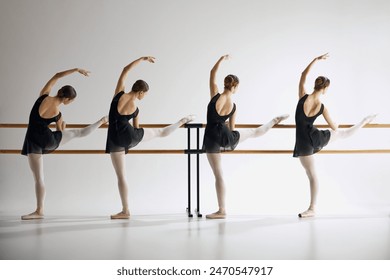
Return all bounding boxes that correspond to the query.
[60,116,108,145]
[142,115,195,142]
[22,154,45,220]
[206,153,226,219]
[238,114,289,143]
[110,151,130,219]
[298,155,318,218]
[330,114,376,142]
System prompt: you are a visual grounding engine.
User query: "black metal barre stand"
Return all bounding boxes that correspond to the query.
[184,123,204,218]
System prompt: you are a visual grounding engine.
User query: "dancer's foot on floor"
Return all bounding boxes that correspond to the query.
[206,211,226,219]
[298,209,315,218]
[21,211,44,220]
[110,211,130,219]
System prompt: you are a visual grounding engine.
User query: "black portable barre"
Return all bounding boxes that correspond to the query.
[184,123,204,218]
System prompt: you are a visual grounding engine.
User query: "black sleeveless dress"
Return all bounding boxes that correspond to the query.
[293,94,331,157]
[105,91,144,154]
[21,94,62,155]
[202,93,240,153]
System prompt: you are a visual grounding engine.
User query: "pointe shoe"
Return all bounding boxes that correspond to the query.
[100,116,109,124]
[21,212,44,220]
[206,211,226,219]
[363,114,377,125]
[274,114,289,125]
[110,212,130,220]
[182,114,196,124]
[298,209,315,218]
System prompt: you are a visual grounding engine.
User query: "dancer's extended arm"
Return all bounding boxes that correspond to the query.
[299,53,329,98]
[210,54,229,98]
[40,68,90,96]
[115,56,155,95]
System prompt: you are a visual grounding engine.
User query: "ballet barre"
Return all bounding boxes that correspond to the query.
[1,122,390,218]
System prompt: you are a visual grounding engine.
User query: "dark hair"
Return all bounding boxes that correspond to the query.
[224,74,240,90]
[57,85,77,100]
[132,80,149,92]
[314,76,330,91]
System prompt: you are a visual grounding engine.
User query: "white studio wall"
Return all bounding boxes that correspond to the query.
[1,0,390,217]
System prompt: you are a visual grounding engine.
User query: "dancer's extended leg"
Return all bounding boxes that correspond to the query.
[110,151,130,219]
[22,154,45,220]
[60,116,108,146]
[298,155,318,218]
[330,114,376,142]
[206,153,226,219]
[142,115,195,142]
[238,114,289,143]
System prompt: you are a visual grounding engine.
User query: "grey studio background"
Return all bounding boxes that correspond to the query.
[1,0,390,218]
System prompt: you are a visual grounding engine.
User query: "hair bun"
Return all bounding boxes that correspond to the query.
[314,76,330,90]
[132,80,149,92]
[57,85,77,99]
[224,74,239,90]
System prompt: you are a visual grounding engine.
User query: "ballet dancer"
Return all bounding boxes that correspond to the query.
[106,56,195,219]
[21,68,108,220]
[204,55,288,219]
[294,53,376,218]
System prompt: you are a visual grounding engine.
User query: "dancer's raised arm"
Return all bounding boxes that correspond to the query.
[40,68,90,96]
[115,56,155,95]
[210,54,229,98]
[299,53,329,99]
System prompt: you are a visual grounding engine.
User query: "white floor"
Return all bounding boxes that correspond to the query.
[0,214,389,260]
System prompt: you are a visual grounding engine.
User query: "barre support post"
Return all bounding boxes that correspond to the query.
[186,126,193,217]
[196,126,202,217]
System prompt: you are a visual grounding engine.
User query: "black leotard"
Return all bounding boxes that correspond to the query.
[105,91,144,154]
[21,94,62,155]
[293,94,330,157]
[202,93,240,153]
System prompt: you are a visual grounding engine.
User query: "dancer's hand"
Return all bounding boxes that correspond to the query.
[316,53,329,61]
[142,56,156,63]
[221,54,230,60]
[77,68,91,77]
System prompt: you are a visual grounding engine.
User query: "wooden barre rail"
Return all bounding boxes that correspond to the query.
[2,149,390,154]
[2,123,389,155]
[1,123,390,129]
